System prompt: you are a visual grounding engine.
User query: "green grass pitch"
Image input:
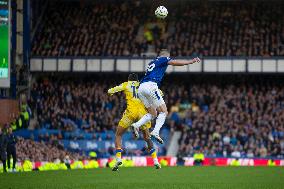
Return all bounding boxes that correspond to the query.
[0,167,283,189]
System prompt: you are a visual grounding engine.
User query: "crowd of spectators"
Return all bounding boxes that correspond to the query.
[174,75,284,158]
[32,1,145,57]
[31,0,284,57]
[29,75,284,158]
[16,137,82,162]
[30,75,125,132]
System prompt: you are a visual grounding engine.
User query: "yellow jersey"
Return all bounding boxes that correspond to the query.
[108,81,145,112]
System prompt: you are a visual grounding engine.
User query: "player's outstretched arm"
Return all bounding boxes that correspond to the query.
[107,83,125,96]
[168,57,201,66]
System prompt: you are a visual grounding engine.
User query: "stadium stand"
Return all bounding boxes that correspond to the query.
[31,1,284,57]
[16,137,82,162]
[171,75,284,158]
[20,75,168,158]
[4,0,284,163]
[23,75,284,159]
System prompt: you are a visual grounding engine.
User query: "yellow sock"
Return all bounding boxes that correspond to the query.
[151,150,157,159]
[115,148,122,160]
[150,149,158,165]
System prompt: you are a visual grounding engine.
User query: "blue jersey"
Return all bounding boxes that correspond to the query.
[140,56,171,87]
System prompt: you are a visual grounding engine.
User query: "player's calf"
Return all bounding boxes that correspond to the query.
[112,148,123,171]
[151,112,167,134]
[149,148,161,169]
[151,105,168,144]
[142,130,161,169]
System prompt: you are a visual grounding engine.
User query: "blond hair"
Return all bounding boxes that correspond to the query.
[159,49,170,57]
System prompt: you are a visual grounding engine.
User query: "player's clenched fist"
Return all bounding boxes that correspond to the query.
[192,57,201,64]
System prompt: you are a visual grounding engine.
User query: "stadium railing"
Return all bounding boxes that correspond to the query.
[30,56,284,73]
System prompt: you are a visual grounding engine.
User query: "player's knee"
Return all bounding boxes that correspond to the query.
[151,111,157,118]
[164,110,168,116]
[157,104,167,115]
[149,110,157,117]
[147,108,157,118]
[163,106,168,115]
[159,109,168,116]
[159,111,167,118]
[161,108,168,115]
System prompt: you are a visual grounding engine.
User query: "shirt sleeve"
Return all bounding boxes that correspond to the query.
[159,57,172,66]
[108,82,126,94]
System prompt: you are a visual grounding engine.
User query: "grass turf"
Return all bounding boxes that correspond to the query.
[0,167,283,189]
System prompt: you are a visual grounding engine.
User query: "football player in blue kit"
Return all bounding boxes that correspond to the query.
[131,49,201,144]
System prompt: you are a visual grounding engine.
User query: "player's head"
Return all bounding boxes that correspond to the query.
[159,49,170,57]
[128,73,138,81]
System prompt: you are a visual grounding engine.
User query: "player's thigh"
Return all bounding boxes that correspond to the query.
[139,82,165,109]
[138,85,151,108]
[118,111,134,129]
[157,103,168,114]
[138,93,151,108]
[149,86,165,109]
[146,106,157,117]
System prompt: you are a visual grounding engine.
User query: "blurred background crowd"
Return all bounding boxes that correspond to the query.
[24,75,284,159]
[1,0,284,167]
[31,1,284,57]
[174,76,284,158]
[30,76,123,132]
[16,137,81,162]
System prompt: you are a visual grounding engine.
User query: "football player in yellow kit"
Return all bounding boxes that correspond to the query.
[107,73,160,171]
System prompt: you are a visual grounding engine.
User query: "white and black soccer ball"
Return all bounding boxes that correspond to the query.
[155,6,168,19]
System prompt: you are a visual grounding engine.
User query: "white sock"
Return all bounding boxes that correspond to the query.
[152,112,167,135]
[116,157,122,163]
[154,158,159,165]
[133,113,153,129]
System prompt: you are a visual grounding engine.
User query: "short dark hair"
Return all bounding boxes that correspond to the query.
[128,73,138,81]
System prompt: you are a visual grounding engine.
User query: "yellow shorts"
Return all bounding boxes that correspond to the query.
[118,108,151,130]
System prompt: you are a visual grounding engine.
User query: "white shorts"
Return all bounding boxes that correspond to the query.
[138,81,165,108]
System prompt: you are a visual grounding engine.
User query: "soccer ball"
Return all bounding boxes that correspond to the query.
[155,6,168,19]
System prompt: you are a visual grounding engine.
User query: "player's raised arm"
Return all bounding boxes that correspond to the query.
[107,83,125,96]
[168,57,201,66]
